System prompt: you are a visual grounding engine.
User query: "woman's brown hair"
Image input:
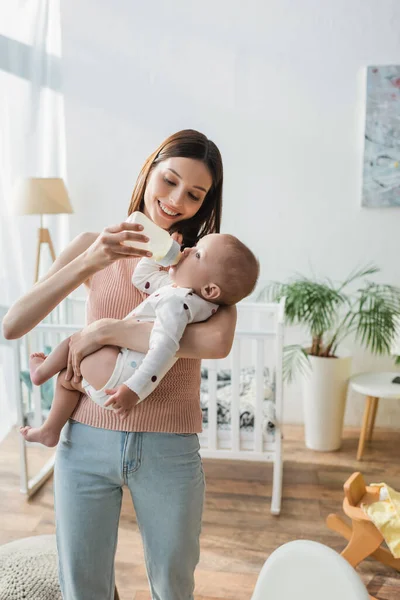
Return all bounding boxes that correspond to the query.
[127,129,223,247]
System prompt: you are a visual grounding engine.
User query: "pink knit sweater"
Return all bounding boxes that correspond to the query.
[71,257,203,432]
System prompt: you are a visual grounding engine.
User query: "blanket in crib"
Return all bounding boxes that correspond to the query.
[200,366,276,432]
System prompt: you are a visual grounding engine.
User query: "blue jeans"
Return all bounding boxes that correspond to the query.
[54,420,205,600]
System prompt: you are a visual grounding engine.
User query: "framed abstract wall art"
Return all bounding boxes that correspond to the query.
[362,65,400,207]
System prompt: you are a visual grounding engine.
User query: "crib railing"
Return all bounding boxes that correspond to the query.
[199,300,284,460]
[19,298,285,513]
[19,322,83,497]
[199,300,285,514]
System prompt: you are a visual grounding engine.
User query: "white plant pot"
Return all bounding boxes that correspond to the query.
[301,352,352,451]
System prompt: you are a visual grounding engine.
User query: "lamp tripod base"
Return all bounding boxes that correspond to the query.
[35,227,56,283]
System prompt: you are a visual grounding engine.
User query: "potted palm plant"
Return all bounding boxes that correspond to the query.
[258,265,400,451]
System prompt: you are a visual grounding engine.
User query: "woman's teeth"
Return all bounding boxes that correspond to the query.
[158,200,179,217]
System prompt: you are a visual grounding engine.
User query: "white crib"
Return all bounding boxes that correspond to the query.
[18,298,285,514]
[199,300,285,515]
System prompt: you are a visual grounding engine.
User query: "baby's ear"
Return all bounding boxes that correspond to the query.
[201,283,221,301]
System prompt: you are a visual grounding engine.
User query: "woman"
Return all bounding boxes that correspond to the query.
[3,129,236,600]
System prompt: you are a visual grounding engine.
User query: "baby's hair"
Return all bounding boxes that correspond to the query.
[215,235,259,305]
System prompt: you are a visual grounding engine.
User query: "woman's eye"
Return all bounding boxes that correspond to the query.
[163,177,175,186]
[189,192,200,201]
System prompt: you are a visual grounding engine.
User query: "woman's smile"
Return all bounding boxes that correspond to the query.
[157,199,181,219]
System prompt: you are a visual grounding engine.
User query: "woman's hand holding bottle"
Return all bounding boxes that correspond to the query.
[83,221,153,271]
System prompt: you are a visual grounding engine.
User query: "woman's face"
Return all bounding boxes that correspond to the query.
[143,157,213,230]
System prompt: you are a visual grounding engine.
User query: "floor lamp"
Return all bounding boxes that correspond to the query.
[14,177,73,282]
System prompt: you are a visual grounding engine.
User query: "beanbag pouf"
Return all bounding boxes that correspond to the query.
[0,535,61,600]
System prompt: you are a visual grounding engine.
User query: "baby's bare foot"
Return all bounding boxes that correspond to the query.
[19,425,60,448]
[29,352,47,386]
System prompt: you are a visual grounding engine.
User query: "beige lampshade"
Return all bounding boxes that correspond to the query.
[14,177,73,215]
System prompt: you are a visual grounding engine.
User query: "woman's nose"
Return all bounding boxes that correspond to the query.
[169,187,185,208]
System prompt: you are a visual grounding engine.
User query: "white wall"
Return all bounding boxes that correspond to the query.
[61,0,400,426]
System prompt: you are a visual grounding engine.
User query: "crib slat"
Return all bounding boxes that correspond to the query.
[254,339,264,453]
[274,315,284,426]
[230,340,240,452]
[31,329,45,428]
[252,310,265,454]
[207,361,218,451]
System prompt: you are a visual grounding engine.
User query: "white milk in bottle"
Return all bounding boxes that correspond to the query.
[123,211,182,266]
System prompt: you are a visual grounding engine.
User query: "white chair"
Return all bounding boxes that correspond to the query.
[251,540,370,600]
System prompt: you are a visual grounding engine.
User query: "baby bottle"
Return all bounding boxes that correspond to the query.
[124,211,182,266]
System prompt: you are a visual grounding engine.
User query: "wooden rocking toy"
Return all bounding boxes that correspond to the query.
[326,472,400,600]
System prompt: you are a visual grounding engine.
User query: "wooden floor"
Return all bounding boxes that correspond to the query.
[1,425,400,599]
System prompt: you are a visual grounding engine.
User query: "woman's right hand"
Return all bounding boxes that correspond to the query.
[65,318,118,382]
[83,221,152,271]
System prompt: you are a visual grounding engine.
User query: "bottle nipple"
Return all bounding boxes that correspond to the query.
[171,252,183,266]
[156,237,182,267]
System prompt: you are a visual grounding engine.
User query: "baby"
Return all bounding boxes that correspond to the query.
[20,233,259,447]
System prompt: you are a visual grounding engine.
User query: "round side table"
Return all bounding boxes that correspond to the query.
[349,372,400,460]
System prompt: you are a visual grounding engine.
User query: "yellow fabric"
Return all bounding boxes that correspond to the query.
[363,483,400,558]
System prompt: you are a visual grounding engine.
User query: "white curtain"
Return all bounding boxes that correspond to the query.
[0,1,67,440]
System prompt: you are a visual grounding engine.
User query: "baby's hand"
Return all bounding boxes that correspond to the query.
[171,231,183,246]
[104,384,139,418]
